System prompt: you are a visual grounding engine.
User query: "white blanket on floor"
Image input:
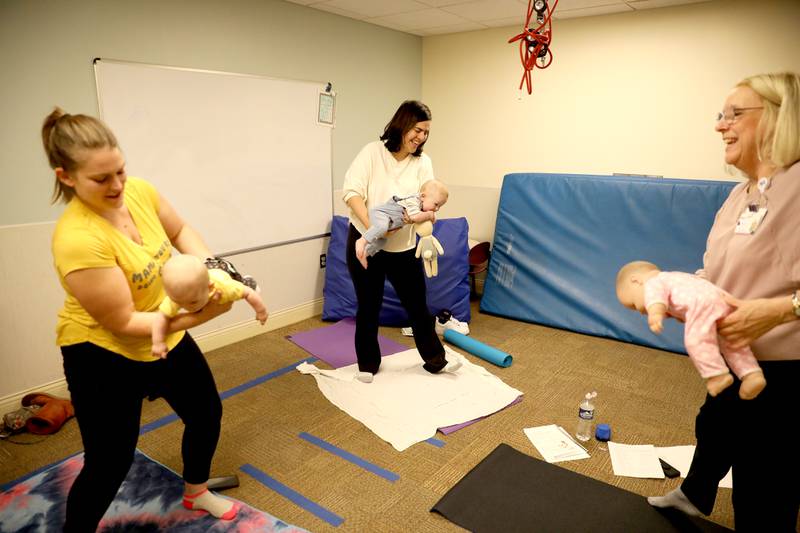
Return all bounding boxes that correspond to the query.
[296,347,523,451]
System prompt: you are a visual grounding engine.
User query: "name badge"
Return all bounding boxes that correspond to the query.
[735,205,768,234]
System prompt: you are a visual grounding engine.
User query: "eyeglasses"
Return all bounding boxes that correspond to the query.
[716,107,763,124]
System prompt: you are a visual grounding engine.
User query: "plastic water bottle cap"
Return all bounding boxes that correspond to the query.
[595,423,611,442]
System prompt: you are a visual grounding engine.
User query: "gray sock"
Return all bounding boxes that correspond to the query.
[647,488,702,516]
[354,371,374,383]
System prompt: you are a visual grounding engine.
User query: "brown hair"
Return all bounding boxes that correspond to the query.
[379,100,431,156]
[41,107,119,204]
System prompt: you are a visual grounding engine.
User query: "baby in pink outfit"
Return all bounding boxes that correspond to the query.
[616,260,766,399]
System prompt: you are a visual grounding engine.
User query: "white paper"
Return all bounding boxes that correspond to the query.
[656,445,732,488]
[524,424,590,463]
[608,442,665,478]
[317,92,335,125]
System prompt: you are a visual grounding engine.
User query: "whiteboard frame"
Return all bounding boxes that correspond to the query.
[93,57,334,257]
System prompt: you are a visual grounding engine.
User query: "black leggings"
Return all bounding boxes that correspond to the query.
[346,224,446,374]
[61,334,222,533]
[681,359,800,532]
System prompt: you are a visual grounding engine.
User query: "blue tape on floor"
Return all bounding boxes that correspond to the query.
[299,432,399,482]
[240,463,344,527]
[219,356,318,400]
[139,413,179,435]
[139,356,317,435]
[426,437,445,447]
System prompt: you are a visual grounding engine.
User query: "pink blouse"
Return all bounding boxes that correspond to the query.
[700,161,800,360]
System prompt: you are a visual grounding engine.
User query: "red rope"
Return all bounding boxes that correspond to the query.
[508,0,559,94]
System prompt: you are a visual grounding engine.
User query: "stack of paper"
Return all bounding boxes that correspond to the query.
[608,442,665,478]
[524,424,590,463]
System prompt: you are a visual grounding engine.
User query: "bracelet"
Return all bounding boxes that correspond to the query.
[792,290,800,318]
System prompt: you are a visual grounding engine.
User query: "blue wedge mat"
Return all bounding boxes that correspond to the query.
[481,173,736,354]
[323,215,471,326]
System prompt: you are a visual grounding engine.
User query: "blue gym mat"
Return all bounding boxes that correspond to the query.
[323,215,471,326]
[481,173,736,354]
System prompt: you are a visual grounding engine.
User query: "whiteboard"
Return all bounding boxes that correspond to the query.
[94,59,332,256]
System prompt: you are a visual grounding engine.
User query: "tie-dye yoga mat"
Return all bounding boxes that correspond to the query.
[0,450,308,532]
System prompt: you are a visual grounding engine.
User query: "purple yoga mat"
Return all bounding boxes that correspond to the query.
[438,396,523,434]
[287,318,408,368]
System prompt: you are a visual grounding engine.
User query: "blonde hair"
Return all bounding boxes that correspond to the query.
[422,180,449,203]
[161,255,209,303]
[41,107,119,204]
[737,72,800,169]
[615,260,658,290]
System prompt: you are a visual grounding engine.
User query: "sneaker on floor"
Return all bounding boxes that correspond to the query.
[434,311,470,336]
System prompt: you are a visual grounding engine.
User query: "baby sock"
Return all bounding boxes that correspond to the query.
[355,371,374,383]
[705,373,734,397]
[183,488,237,520]
[647,488,702,517]
[739,370,766,400]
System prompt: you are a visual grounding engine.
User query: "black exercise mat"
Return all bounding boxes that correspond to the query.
[432,443,731,533]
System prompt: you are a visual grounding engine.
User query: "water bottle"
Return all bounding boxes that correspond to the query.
[575,391,597,442]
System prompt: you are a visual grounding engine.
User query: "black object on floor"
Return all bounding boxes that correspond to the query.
[660,458,681,479]
[207,475,240,491]
[431,443,731,533]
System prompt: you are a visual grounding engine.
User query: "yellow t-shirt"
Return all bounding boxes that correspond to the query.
[158,269,245,317]
[52,177,181,362]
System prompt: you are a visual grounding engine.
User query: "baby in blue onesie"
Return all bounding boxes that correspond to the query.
[355,180,449,269]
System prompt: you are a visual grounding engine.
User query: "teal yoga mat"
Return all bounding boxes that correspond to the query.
[443,330,512,367]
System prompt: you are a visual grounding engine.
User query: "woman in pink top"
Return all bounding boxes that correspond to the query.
[647,73,800,531]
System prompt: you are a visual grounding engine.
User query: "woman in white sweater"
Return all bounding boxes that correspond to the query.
[341,100,460,383]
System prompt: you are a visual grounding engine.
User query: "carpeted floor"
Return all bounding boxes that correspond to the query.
[0,300,736,532]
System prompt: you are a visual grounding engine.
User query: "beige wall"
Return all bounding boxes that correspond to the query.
[0,0,421,404]
[422,0,800,238]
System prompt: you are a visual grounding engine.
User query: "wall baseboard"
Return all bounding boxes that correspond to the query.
[0,299,324,418]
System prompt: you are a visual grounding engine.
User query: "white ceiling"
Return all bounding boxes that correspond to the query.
[283,0,715,36]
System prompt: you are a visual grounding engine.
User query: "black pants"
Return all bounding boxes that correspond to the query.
[61,334,222,533]
[681,359,800,532]
[346,224,447,374]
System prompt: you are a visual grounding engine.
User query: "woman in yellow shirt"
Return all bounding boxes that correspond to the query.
[44,108,237,530]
